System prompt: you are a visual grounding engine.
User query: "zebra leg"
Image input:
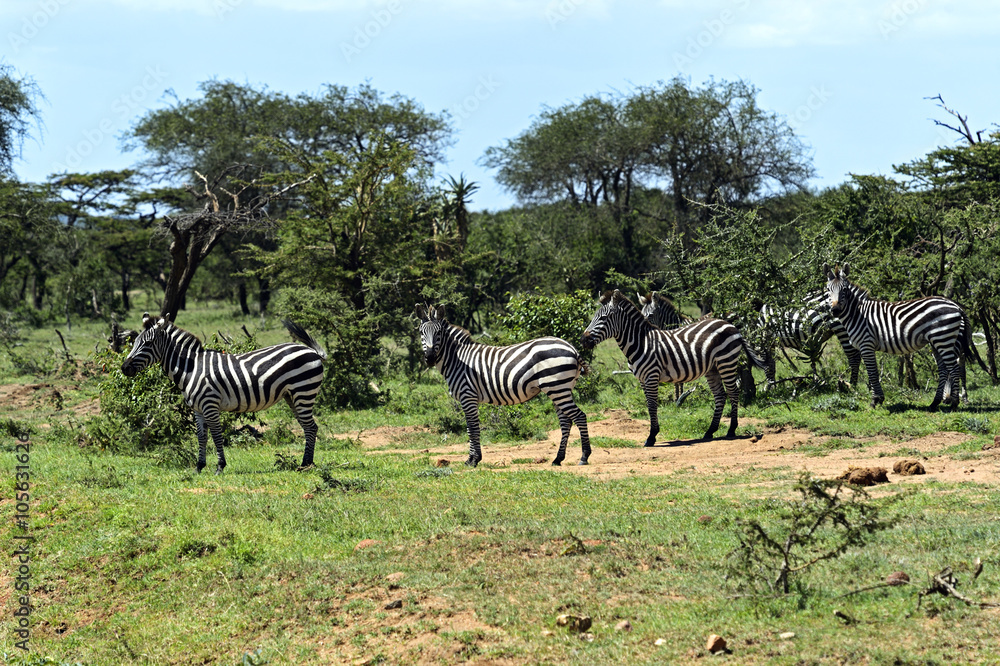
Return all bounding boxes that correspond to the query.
[642,378,660,447]
[195,412,209,474]
[929,347,948,409]
[723,371,740,438]
[846,348,862,387]
[286,394,319,469]
[703,371,726,440]
[574,407,591,465]
[861,349,884,406]
[552,411,571,466]
[459,396,483,467]
[203,407,227,474]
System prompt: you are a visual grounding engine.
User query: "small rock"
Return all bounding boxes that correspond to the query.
[385,572,405,588]
[697,515,713,524]
[420,448,429,453]
[354,539,381,552]
[302,492,314,499]
[892,460,925,476]
[615,620,632,632]
[534,457,547,464]
[383,599,402,610]
[778,632,795,640]
[435,458,450,467]
[579,632,595,642]
[706,634,727,653]
[654,638,668,646]
[556,614,592,633]
[886,571,910,586]
[541,629,555,637]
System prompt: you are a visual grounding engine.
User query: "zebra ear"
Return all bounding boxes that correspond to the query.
[841,263,850,278]
[141,312,155,330]
[823,263,833,280]
[612,289,624,302]
[414,304,428,321]
[637,292,649,306]
[432,304,447,321]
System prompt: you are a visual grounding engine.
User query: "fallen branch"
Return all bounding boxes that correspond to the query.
[917,567,1000,611]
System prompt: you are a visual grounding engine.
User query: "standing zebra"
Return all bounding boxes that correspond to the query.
[415,304,590,467]
[757,292,861,387]
[121,313,326,473]
[824,264,983,408]
[638,292,695,403]
[582,290,767,446]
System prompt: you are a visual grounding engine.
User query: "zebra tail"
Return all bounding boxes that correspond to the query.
[579,359,592,376]
[962,312,990,375]
[282,319,328,360]
[742,340,769,372]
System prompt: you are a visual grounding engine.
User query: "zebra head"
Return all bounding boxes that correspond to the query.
[638,291,680,330]
[824,263,853,317]
[121,313,166,378]
[414,303,448,367]
[582,289,631,349]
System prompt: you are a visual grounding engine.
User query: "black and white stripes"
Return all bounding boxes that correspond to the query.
[824,264,976,408]
[415,303,590,467]
[122,314,325,473]
[582,290,767,445]
[758,292,862,387]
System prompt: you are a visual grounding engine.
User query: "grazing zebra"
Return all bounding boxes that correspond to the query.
[757,292,862,387]
[581,290,767,446]
[121,313,326,473]
[638,292,695,403]
[414,303,590,467]
[824,264,983,408]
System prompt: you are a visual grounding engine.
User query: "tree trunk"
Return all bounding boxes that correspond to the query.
[120,271,131,311]
[258,277,271,314]
[238,281,250,316]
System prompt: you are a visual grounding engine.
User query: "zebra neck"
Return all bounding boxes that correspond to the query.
[160,331,203,388]
[438,325,475,374]
[614,311,654,363]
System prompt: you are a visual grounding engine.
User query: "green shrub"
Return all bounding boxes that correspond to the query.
[495,289,595,361]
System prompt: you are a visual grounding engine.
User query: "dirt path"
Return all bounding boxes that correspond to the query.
[347,409,1000,486]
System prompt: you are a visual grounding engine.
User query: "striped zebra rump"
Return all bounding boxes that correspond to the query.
[415,304,590,467]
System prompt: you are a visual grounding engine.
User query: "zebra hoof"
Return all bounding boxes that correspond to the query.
[551,459,563,466]
[464,458,479,468]
[643,440,656,448]
[577,459,589,466]
[214,466,225,475]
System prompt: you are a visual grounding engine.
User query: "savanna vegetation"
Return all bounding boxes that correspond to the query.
[2,65,1000,664]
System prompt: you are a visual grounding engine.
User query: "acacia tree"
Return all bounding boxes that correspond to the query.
[483,77,814,271]
[0,64,42,175]
[124,80,452,319]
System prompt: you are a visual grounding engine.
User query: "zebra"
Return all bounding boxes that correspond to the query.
[824,263,984,408]
[638,292,693,330]
[581,290,767,446]
[637,292,695,404]
[757,292,862,388]
[414,303,590,467]
[121,313,326,473]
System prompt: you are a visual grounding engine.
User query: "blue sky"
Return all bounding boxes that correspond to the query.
[4,0,998,211]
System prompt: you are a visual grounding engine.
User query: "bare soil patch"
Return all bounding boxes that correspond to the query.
[345,409,1000,486]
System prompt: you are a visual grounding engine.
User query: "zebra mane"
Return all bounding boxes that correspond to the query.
[159,320,204,352]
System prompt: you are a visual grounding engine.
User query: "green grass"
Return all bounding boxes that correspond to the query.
[3,305,1000,664]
